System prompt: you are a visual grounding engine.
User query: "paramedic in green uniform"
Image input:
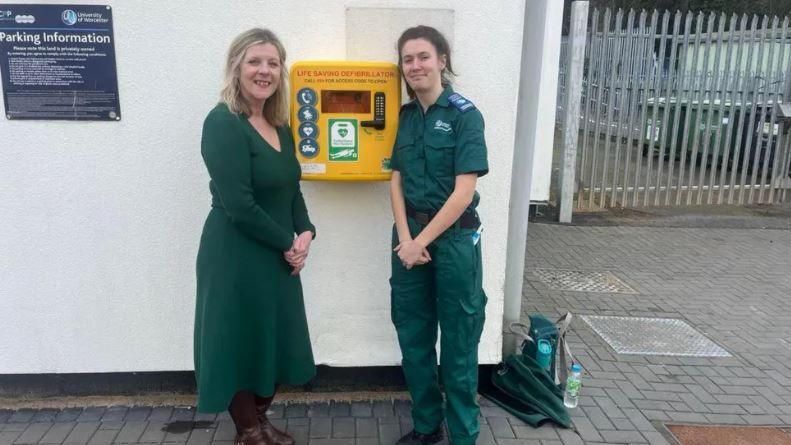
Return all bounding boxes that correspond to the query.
[389,25,489,445]
[195,28,315,445]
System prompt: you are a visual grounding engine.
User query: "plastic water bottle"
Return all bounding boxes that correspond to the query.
[563,363,582,408]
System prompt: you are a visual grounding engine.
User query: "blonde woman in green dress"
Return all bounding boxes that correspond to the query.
[194,28,316,445]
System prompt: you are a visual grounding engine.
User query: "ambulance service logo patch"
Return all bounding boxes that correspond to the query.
[434,120,452,132]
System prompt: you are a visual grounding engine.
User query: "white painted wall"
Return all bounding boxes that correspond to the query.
[502,0,565,356]
[0,0,538,374]
[527,1,564,203]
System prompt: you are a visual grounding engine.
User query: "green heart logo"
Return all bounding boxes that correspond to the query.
[338,128,349,137]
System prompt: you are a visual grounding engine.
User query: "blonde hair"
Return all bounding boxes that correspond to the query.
[220,28,289,125]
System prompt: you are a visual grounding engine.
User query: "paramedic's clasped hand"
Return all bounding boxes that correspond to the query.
[394,239,431,270]
[285,231,313,275]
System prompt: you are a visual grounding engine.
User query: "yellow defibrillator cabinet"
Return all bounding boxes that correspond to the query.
[290,61,400,181]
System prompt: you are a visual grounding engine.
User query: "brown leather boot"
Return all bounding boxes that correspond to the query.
[255,394,294,445]
[229,391,271,445]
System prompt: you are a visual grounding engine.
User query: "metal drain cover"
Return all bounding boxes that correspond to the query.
[581,316,731,357]
[532,269,637,293]
[666,424,791,445]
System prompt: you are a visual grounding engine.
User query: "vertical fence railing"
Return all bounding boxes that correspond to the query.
[557,38,568,126]
[557,8,791,209]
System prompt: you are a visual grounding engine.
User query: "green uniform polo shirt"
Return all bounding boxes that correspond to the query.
[391,86,489,214]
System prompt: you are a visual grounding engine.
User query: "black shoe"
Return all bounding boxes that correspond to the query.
[395,428,444,445]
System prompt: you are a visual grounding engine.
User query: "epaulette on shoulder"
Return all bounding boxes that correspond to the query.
[447,93,476,113]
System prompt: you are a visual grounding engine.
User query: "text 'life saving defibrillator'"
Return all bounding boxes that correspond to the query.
[290,61,400,181]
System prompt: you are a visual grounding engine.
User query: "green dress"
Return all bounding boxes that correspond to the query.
[194,103,316,413]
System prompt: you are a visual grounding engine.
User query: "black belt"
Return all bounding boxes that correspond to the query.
[405,203,480,229]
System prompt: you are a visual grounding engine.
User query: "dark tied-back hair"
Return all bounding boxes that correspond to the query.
[397,25,456,100]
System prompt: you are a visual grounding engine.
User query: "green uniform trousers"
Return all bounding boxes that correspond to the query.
[390,218,487,445]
